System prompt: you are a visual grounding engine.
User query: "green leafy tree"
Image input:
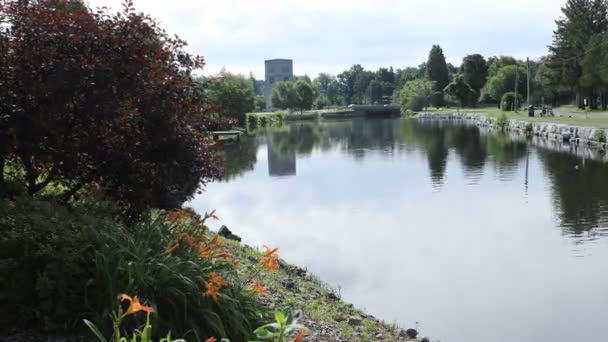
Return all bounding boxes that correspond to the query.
[461,54,488,95]
[254,96,266,112]
[206,71,255,123]
[426,45,450,106]
[581,32,608,109]
[501,92,524,111]
[367,79,384,104]
[487,56,517,78]
[444,75,475,109]
[337,64,373,104]
[399,79,433,112]
[294,79,315,113]
[271,79,315,113]
[535,58,565,107]
[482,65,526,105]
[447,63,460,81]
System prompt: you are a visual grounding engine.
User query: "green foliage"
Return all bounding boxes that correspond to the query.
[252,311,308,342]
[0,195,111,330]
[0,196,266,341]
[271,80,315,113]
[461,54,488,93]
[255,96,267,112]
[593,129,607,143]
[0,0,230,216]
[84,304,188,342]
[294,80,315,113]
[444,75,475,108]
[336,64,374,104]
[501,92,523,111]
[399,80,433,112]
[496,112,509,129]
[206,72,256,124]
[487,56,518,78]
[426,45,450,100]
[483,65,527,103]
[548,0,608,109]
[429,92,445,108]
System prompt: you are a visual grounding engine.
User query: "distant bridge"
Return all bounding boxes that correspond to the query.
[347,104,401,116]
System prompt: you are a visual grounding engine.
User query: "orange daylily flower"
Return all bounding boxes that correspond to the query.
[262,245,279,257]
[165,242,180,254]
[251,279,271,295]
[293,330,307,342]
[183,234,200,248]
[205,338,217,342]
[203,272,228,302]
[164,209,192,223]
[260,245,279,271]
[199,235,222,258]
[120,294,154,315]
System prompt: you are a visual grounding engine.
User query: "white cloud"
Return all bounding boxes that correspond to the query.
[88,0,566,77]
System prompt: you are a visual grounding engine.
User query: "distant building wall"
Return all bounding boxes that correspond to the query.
[264,59,293,111]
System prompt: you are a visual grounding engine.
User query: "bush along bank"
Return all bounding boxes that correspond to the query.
[245,109,361,130]
[416,112,608,151]
[0,194,431,342]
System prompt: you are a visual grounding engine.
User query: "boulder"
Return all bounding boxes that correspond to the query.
[347,315,363,326]
[218,225,241,242]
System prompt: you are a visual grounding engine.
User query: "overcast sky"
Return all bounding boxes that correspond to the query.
[87,0,566,79]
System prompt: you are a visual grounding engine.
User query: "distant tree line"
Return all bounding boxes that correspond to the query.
[209,0,608,118]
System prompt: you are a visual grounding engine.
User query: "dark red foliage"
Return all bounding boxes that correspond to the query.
[0,0,232,213]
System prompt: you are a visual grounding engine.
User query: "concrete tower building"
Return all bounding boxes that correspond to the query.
[264,59,293,111]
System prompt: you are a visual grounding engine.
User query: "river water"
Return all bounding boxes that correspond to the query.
[190,117,608,342]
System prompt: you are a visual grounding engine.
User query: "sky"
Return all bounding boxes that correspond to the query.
[87,0,566,79]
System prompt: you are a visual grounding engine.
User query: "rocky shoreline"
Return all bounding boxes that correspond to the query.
[221,234,431,342]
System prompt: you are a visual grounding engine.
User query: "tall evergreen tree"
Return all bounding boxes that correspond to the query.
[549,0,608,108]
[426,45,450,95]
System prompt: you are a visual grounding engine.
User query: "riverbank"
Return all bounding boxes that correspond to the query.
[416,112,608,151]
[218,230,428,342]
[0,191,428,342]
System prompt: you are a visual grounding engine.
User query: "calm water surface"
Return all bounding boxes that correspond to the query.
[190,118,608,342]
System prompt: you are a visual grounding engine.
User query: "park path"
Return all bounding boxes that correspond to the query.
[553,107,608,119]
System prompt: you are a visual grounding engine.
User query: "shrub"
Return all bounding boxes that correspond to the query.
[0,1,231,216]
[429,91,445,108]
[500,92,523,111]
[496,113,509,130]
[593,129,607,143]
[0,197,266,341]
[399,80,433,112]
[0,196,117,331]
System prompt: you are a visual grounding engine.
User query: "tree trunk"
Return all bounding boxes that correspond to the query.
[591,88,599,110]
[0,156,5,193]
[577,90,585,109]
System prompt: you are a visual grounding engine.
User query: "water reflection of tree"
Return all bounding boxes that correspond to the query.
[427,125,449,185]
[486,132,528,180]
[227,118,529,186]
[450,125,487,173]
[538,148,608,237]
[399,120,527,185]
[220,136,259,181]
